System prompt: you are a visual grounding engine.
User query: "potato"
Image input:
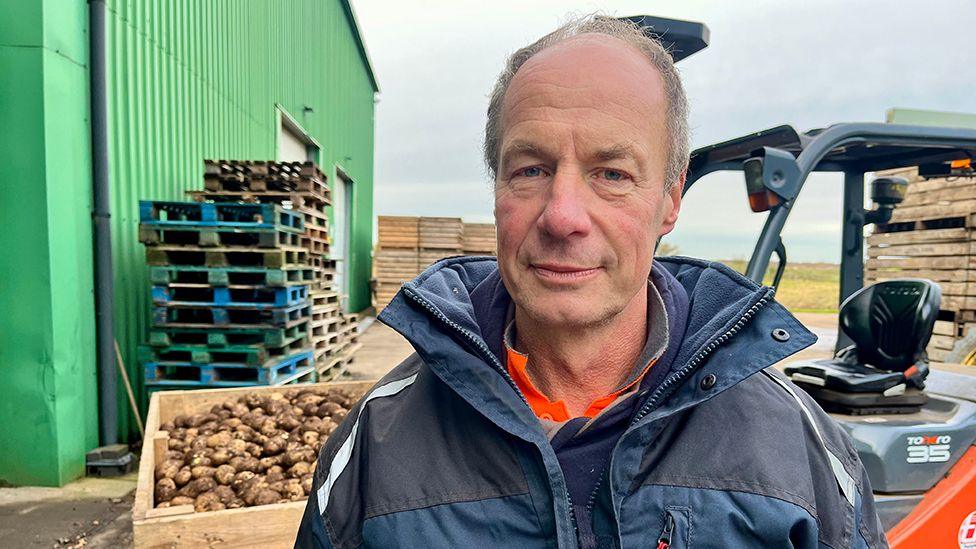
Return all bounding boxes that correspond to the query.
[332,410,348,423]
[276,414,300,431]
[300,474,314,495]
[181,477,217,498]
[154,459,182,481]
[288,462,312,477]
[159,421,175,432]
[227,498,245,509]
[155,477,177,504]
[191,465,216,480]
[302,431,319,446]
[206,431,232,448]
[283,480,304,501]
[194,491,225,512]
[258,455,283,473]
[253,488,282,507]
[232,470,256,491]
[266,468,285,483]
[170,495,195,507]
[239,457,259,473]
[244,443,262,458]
[174,467,192,487]
[228,439,248,455]
[211,448,232,466]
[174,414,191,428]
[214,464,236,485]
[263,436,286,456]
[167,438,186,452]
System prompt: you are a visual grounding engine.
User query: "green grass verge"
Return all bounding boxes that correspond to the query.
[719,259,839,313]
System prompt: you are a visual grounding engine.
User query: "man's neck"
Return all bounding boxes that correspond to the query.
[513,285,649,418]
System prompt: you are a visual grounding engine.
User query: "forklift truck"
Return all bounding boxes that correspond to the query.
[685,124,976,547]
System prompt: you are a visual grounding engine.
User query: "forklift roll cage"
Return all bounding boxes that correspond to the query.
[685,123,976,353]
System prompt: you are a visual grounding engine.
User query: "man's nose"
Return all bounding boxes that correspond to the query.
[538,168,592,239]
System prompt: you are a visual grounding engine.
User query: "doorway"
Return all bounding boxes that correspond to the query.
[332,168,354,311]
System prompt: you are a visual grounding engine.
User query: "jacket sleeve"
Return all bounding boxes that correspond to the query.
[294,489,333,549]
[853,454,889,549]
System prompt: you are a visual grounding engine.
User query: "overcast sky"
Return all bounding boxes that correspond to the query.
[354,0,976,262]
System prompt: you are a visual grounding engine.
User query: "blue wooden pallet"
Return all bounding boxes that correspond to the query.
[151,285,308,308]
[153,301,311,328]
[148,265,315,287]
[139,334,309,367]
[143,350,314,387]
[148,321,309,348]
[144,367,318,396]
[139,201,303,231]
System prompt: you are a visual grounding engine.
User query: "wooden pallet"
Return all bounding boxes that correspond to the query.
[146,245,308,269]
[866,168,976,360]
[133,380,375,549]
[188,190,330,210]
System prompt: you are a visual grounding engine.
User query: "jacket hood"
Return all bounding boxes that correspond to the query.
[378,255,817,441]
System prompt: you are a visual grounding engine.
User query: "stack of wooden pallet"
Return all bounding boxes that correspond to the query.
[373,217,422,312]
[184,160,361,380]
[138,201,316,393]
[372,217,498,312]
[864,166,976,362]
[462,222,497,254]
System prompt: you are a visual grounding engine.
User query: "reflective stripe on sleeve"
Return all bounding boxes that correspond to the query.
[317,373,419,514]
[762,370,858,507]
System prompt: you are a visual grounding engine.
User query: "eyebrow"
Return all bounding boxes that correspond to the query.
[498,140,552,172]
[499,140,640,171]
[591,143,639,163]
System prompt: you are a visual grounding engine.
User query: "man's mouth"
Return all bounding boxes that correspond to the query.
[530,263,602,282]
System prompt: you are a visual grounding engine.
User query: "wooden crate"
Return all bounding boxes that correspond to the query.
[377,216,420,249]
[419,217,463,250]
[462,223,497,254]
[132,380,376,549]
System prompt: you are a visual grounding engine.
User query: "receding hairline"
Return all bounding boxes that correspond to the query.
[483,14,690,190]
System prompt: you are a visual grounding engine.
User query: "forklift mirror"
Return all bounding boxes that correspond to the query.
[743,157,780,212]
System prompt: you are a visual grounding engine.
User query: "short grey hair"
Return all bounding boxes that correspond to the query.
[483,15,690,191]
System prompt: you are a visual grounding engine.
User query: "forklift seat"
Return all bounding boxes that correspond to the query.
[784,279,941,415]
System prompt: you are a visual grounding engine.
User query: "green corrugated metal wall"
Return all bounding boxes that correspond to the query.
[0,0,99,486]
[104,0,377,439]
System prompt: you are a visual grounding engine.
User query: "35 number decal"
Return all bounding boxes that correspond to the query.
[906,435,951,464]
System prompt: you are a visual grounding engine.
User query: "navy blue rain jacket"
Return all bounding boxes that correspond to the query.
[296,255,887,548]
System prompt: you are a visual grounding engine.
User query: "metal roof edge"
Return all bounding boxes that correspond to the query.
[341,0,380,93]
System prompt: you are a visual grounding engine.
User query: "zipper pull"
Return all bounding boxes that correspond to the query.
[657,512,674,549]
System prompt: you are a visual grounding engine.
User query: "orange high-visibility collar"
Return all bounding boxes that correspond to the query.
[506,347,657,422]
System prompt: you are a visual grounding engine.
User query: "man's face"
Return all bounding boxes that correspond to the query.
[493,34,683,328]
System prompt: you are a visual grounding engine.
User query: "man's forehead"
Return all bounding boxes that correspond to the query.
[506,34,664,101]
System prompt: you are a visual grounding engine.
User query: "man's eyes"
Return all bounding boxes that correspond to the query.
[513,166,548,178]
[596,169,628,182]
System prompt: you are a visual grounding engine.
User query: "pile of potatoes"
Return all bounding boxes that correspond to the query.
[153,387,361,512]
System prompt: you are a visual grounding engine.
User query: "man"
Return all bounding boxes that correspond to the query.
[297,15,886,548]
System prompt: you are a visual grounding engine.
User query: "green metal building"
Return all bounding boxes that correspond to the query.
[0,0,378,486]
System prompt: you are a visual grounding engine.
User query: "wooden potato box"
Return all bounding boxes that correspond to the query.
[133,380,375,548]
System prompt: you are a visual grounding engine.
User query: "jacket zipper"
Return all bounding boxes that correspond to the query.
[656,512,674,549]
[581,289,773,535]
[402,287,582,545]
[402,286,528,407]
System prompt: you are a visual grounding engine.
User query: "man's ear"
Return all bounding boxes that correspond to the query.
[658,170,685,237]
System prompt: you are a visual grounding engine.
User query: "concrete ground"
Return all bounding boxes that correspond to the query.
[0,473,136,548]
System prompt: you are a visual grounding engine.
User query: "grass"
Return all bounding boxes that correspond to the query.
[719,260,840,313]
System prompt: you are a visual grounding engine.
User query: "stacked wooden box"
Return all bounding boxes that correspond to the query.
[462,223,497,255]
[373,216,422,313]
[372,217,498,312]
[186,160,361,381]
[864,166,976,362]
[138,201,316,392]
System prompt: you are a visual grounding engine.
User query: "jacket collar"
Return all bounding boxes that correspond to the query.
[378,255,817,441]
